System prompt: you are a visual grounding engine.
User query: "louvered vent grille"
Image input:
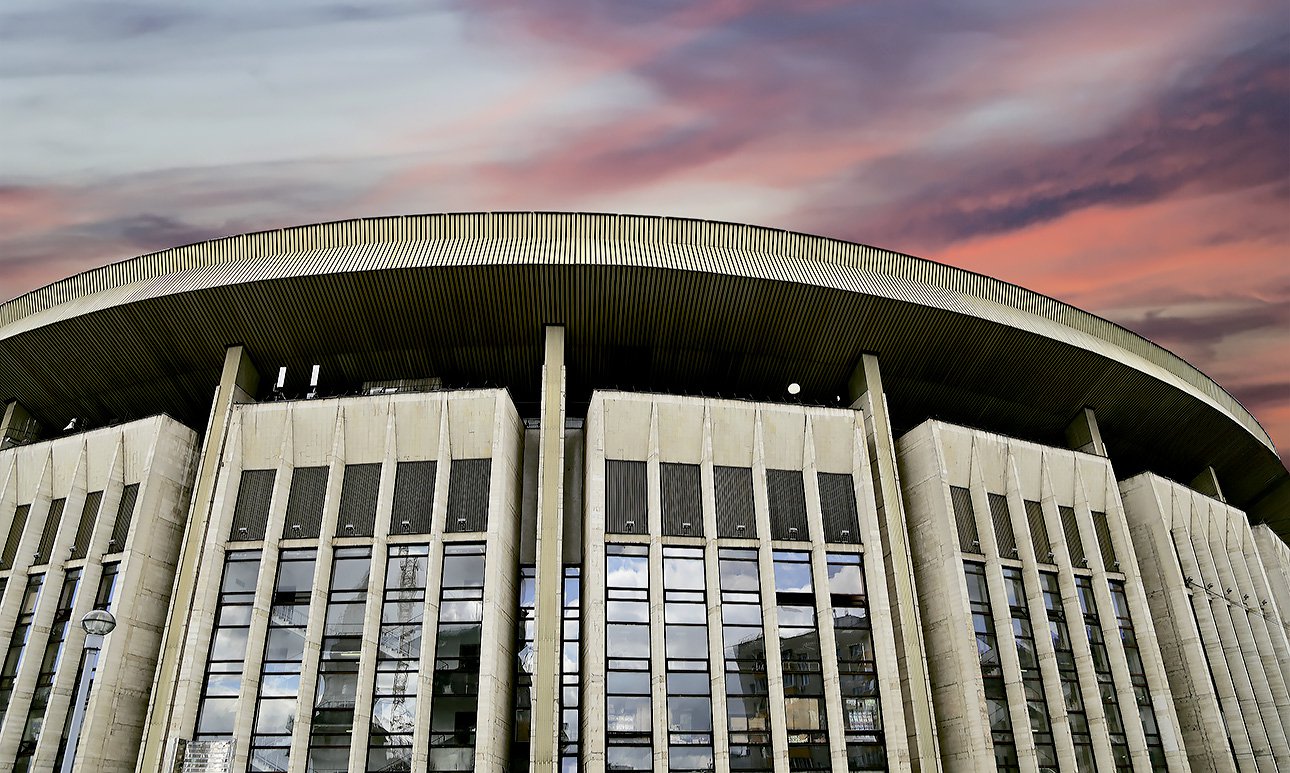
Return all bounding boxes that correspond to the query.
[391,461,436,535]
[1092,511,1118,570]
[283,467,328,540]
[988,493,1017,558]
[0,506,28,570]
[1060,506,1086,567]
[951,486,980,554]
[661,463,702,537]
[337,463,381,537]
[715,466,755,538]
[607,460,647,535]
[819,472,860,544]
[70,491,103,560]
[767,469,808,541]
[1025,500,1053,564]
[229,469,275,541]
[446,459,491,533]
[108,484,139,554]
[34,498,66,565]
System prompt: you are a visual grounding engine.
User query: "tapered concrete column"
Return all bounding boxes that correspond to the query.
[138,344,259,773]
[848,354,940,772]
[0,401,39,448]
[532,326,567,772]
[1065,408,1107,457]
[1191,468,1225,503]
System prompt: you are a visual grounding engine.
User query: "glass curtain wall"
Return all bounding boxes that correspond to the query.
[249,548,317,772]
[826,553,885,771]
[965,562,1017,772]
[368,543,428,772]
[429,543,485,772]
[308,547,372,771]
[194,551,262,741]
[662,547,713,772]
[774,550,828,769]
[719,548,772,771]
[605,543,651,771]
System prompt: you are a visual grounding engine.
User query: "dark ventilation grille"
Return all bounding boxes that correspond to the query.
[70,491,103,560]
[1060,506,1086,567]
[661,463,702,537]
[283,467,328,540]
[0,506,28,570]
[34,498,66,565]
[1025,500,1053,564]
[988,493,1017,559]
[447,459,491,533]
[950,486,980,554]
[108,484,140,554]
[229,469,275,541]
[391,461,436,535]
[337,463,381,537]
[1092,511,1118,570]
[715,466,755,538]
[819,472,860,544]
[606,460,647,535]
[767,469,808,541]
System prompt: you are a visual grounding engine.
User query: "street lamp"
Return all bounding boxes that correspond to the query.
[57,609,118,773]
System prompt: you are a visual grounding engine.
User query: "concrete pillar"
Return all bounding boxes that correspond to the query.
[138,344,258,773]
[1191,468,1225,504]
[1065,408,1106,457]
[847,354,940,772]
[699,406,732,773]
[532,326,566,772]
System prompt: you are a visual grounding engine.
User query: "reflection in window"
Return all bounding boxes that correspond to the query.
[828,553,885,771]
[663,547,712,771]
[429,543,485,772]
[51,563,119,770]
[1109,580,1165,768]
[369,543,428,773]
[0,575,43,717]
[1003,567,1056,773]
[775,551,828,770]
[194,552,261,741]
[1039,573,1094,772]
[249,548,316,772]
[511,566,536,772]
[560,566,582,771]
[14,570,79,772]
[965,562,1016,772]
[1076,576,1130,772]
[719,548,772,771]
[308,547,371,772]
[606,544,651,771]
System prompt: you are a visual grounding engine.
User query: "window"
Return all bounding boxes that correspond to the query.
[195,551,261,740]
[775,551,827,769]
[964,562,1016,772]
[308,547,372,772]
[828,553,885,770]
[606,544,651,770]
[1075,576,1130,771]
[1003,568,1055,773]
[14,570,79,772]
[0,575,43,717]
[664,547,712,771]
[719,548,772,771]
[249,549,316,771]
[560,566,582,769]
[368,544,428,772]
[429,543,485,771]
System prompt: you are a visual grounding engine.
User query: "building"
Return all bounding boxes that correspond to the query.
[0,212,1285,773]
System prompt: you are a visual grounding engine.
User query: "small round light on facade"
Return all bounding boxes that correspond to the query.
[81,609,117,637]
[787,383,801,395]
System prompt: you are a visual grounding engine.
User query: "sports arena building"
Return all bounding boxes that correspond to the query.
[0,212,1286,773]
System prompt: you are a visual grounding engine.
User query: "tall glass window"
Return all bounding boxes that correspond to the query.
[1040,573,1094,772]
[195,551,261,741]
[965,562,1016,772]
[828,553,885,771]
[775,550,828,770]
[663,547,713,772]
[719,548,772,771]
[560,566,582,772]
[368,543,428,773]
[605,543,651,772]
[429,543,485,772]
[249,548,317,772]
[1002,567,1056,773]
[1109,580,1165,768]
[1075,575,1130,772]
[13,570,79,772]
[308,547,371,772]
[511,565,536,773]
[51,563,118,770]
[0,575,43,717]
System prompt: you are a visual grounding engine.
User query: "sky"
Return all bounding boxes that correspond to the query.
[1,1,1287,455]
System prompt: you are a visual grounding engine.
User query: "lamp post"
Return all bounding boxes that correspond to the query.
[56,609,117,773]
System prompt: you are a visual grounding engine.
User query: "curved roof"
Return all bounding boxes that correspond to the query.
[1,212,1285,531]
